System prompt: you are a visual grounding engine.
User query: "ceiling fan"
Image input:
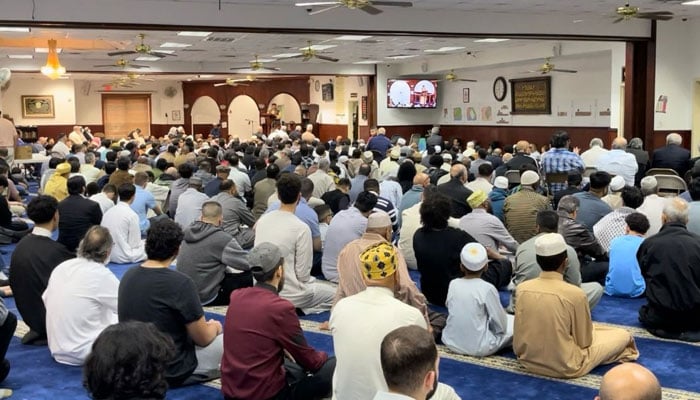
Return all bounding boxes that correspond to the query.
[289,41,339,62]
[229,55,280,72]
[296,0,413,15]
[528,58,577,74]
[106,72,154,88]
[93,58,150,69]
[108,34,176,58]
[214,75,270,87]
[442,70,477,83]
[613,3,673,23]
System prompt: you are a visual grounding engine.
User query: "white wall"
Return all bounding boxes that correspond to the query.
[269,93,302,123]
[309,75,369,126]
[1,77,76,125]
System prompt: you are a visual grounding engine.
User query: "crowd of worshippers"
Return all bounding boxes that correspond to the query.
[0,124,694,399]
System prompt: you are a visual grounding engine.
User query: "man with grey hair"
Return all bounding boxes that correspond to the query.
[651,132,690,176]
[636,176,668,236]
[626,137,650,185]
[174,177,210,228]
[43,226,119,365]
[308,158,335,199]
[580,138,608,168]
[79,152,104,184]
[597,137,638,186]
[426,126,443,148]
[638,197,700,341]
[211,179,255,249]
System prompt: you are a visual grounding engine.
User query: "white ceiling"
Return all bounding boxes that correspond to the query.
[0,0,692,80]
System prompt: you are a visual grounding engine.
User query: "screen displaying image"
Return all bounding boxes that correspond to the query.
[387,79,438,108]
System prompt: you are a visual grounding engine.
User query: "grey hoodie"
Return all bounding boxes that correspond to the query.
[176,221,249,303]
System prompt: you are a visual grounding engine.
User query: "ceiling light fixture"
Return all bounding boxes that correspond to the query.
[424,46,466,53]
[272,53,303,58]
[135,56,160,61]
[682,0,700,4]
[0,27,30,32]
[177,31,212,37]
[353,60,380,64]
[334,35,373,41]
[35,47,62,53]
[160,42,192,48]
[474,38,510,43]
[8,55,33,59]
[40,39,66,80]
[299,44,336,51]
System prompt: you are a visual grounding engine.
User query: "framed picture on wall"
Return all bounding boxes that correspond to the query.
[21,95,55,118]
[322,83,334,102]
[462,88,470,103]
[172,110,181,121]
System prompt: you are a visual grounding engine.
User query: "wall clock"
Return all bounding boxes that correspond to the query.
[314,80,320,92]
[493,76,507,102]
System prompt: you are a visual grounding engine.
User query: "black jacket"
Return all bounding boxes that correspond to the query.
[557,210,607,260]
[57,194,103,252]
[651,144,690,177]
[437,178,473,218]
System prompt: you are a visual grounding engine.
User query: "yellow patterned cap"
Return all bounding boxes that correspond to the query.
[359,242,397,280]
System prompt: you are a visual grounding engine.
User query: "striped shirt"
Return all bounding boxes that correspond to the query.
[374,195,399,232]
[541,148,585,193]
[503,187,551,244]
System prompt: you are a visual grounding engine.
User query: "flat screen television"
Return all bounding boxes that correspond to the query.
[387,79,438,109]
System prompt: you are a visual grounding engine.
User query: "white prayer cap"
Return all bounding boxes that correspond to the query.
[460,243,488,272]
[535,233,567,257]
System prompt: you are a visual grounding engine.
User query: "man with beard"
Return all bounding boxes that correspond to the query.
[221,242,335,400]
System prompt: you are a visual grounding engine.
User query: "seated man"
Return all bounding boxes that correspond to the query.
[174,177,209,228]
[10,195,73,345]
[594,186,645,252]
[255,173,336,314]
[132,172,162,236]
[375,325,441,400]
[513,233,639,378]
[43,226,119,365]
[596,363,661,400]
[118,219,223,387]
[605,213,649,298]
[321,177,351,215]
[176,201,252,306]
[330,242,457,400]
[459,190,518,253]
[100,184,146,264]
[0,176,30,243]
[221,243,334,400]
[638,198,700,341]
[210,179,255,250]
[57,176,103,253]
[511,210,603,313]
[443,243,513,357]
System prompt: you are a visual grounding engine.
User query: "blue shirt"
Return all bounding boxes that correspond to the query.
[573,191,612,231]
[541,148,585,193]
[267,198,320,238]
[605,234,646,298]
[130,186,157,234]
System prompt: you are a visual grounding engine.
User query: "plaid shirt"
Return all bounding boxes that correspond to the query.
[540,148,585,194]
[593,207,635,252]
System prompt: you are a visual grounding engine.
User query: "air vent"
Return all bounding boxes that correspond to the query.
[205,36,237,43]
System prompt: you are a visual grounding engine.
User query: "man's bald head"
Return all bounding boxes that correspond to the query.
[515,140,530,153]
[612,137,628,150]
[413,172,430,187]
[596,364,661,400]
[450,164,467,183]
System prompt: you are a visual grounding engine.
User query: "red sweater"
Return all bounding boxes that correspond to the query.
[221,283,327,399]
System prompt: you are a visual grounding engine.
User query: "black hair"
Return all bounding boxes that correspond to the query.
[397,162,417,184]
[117,157,131,171]
[337,177,351,188]
[537,251,568,271]
[68,157,81,173]
[589,171,612,190]
[27,195,58,224]
[354,191,378,213]
[363,178,380,193]
[276,173,302,204]
[478,163,493,176]
[477,148,488,159]
[358,164,371,177]
[145,219,183,261]
[219,179,235,192]
[567,172,583,186]
[625,212,650,235]
[536,210,559,233]
[177,162,194,179]
[83,321,174,400]
[48,157,64,169]
[380,325,437,395]
[67,176,86,195]
[102,184,117,194]
[621,186,644,209]
[118,183,136,202]
[106,151,118,162]
[266,163,280,179]
[300,178,315,199]
[550,130,570,148]
[428,154,443,168]
[420,192,451,230]
[314,204,332,221]
[104,162,117,175]
[86,182,100,196]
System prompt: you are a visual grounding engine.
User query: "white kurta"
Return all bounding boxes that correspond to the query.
[43,257,119,365]
[442,278,514,357]
[101,202,146,263]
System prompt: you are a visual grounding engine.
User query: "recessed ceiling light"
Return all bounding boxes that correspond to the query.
[474,38,510,43]
[154,49,176,54]
[272,53,303,58]
[35,47,62,53]
[424,46,466,53]
[0,27,30,32]
[300,44,336,51]
[160,42,192,48]
[682,0,700,4]
[178,31,212,37]
[250,58,275,63]
[197,74,214,78]
[7,55,33,59]
[135,56,160,61]
[353,60,380,64]
[334,35,373,41]
[385,55,419,60]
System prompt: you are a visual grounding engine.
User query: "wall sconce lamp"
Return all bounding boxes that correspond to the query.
[40,39,66,80]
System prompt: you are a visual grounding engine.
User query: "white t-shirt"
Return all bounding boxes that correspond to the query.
[101,202,146,263]
[43,257,119,365]
[330,287,426,400]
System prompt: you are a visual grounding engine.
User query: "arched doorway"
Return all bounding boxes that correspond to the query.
[190,96,220,136]
[268,93,302,125]
[228,95,260,140]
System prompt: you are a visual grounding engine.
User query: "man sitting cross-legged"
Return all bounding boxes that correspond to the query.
[43,226,119,365]
[10,195,73,345]
[221,242,335,400]
[513,233,639,378]
[118,219,223,387]
[176,201,252,306]
[101,183,146,264]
